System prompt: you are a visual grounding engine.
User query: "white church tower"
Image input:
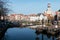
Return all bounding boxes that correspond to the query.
[44,3,53,17]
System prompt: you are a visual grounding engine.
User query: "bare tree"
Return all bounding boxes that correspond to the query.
[0,0,9,20]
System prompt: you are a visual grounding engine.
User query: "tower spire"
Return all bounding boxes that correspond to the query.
[48,3,51,8]
[47,3,51,11]
[44,3,53,16]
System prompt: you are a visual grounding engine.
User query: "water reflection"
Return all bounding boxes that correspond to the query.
[35,37,39,40]
[3,27,57,40]
[47,34,51,40]
[4,28,36,40]
[35,30,40,40]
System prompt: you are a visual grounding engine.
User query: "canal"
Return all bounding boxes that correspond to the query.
[2,27,58,40]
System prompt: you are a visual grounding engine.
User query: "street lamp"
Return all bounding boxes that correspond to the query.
[54,14,58,28]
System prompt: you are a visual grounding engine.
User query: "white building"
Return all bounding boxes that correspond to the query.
[29,16,39,21]
[39,14,44,21]
[15,14,20,20]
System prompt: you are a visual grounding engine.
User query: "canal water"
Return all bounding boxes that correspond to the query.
[3,27,57,40]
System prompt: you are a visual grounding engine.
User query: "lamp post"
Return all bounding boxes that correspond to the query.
[54,14,58,28]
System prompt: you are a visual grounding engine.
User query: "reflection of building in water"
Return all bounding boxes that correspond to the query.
[35,37,39,40]
[35,30,40,40]
[47,34,51,39]
[47,34,55,40]
[35,30,44,40]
